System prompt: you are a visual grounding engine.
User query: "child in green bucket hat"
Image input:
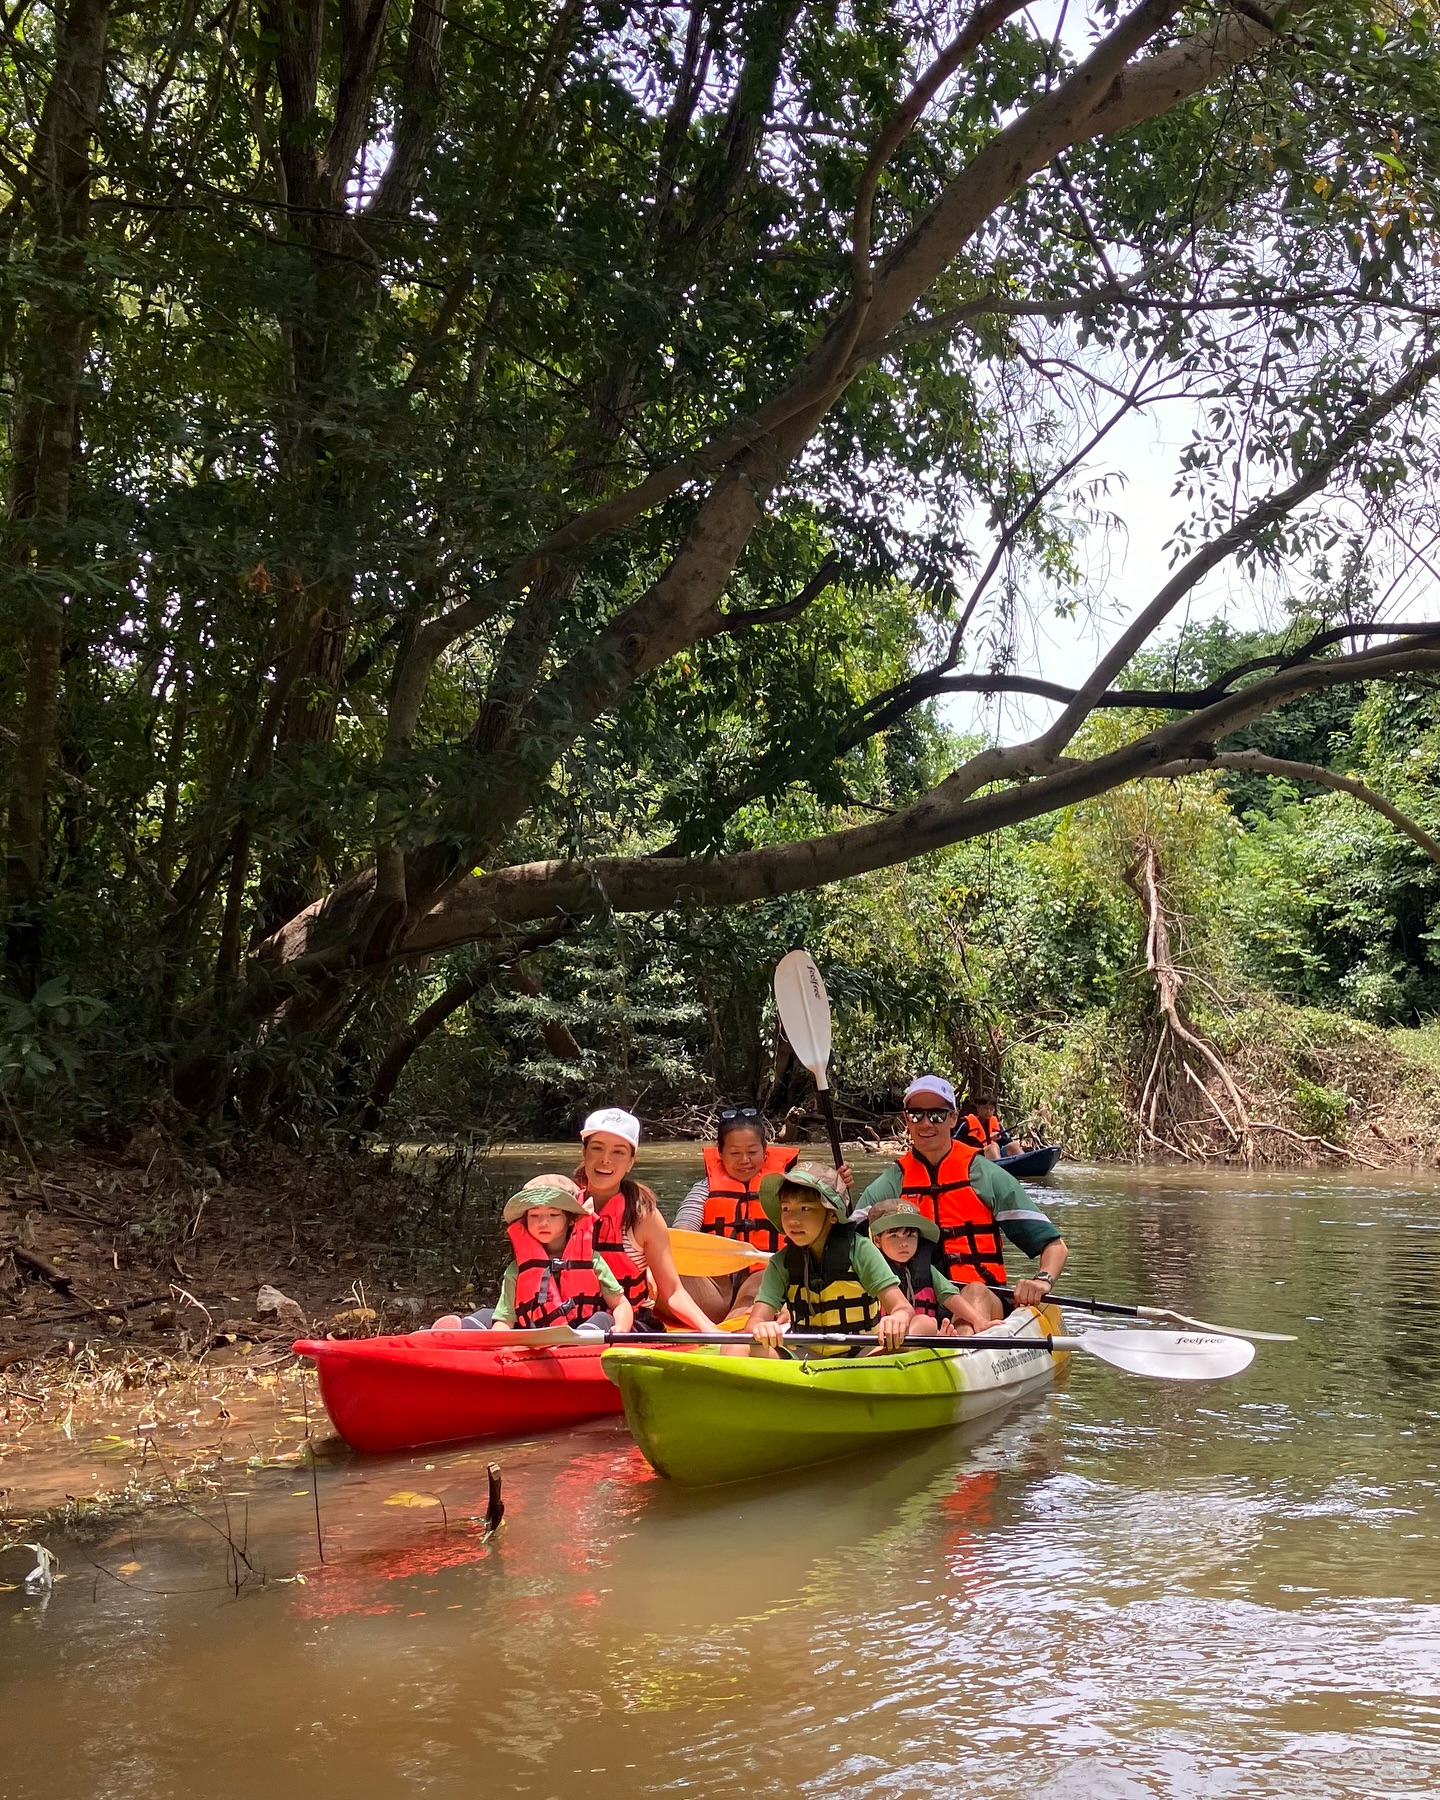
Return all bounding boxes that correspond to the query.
[433,1175,635,1333]
[747,1163,913,1356]
[867,1197,979,1337]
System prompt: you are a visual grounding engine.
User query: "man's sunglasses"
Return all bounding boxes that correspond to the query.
[718,1106,761,1122]
[903,1106,954,1124]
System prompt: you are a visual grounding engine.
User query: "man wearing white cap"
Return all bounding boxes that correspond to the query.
[855,1074,1066,1330]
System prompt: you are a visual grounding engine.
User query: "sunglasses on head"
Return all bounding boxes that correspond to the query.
[903,1106,953,1124]
[718,1106,761,1122]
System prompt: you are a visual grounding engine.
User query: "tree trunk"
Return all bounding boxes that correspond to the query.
[3,0,112,992]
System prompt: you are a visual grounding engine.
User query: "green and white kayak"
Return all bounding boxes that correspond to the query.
[602,1304,1068,1487]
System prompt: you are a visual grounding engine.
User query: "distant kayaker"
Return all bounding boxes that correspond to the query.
[575,1106,714,1332]
[672,1106,799,1322]
[432,1175,635,1333]
[867,1198,978,1337]
[958,1093,1004,1159]
[748,1164,913,1356]
[857,1075,1066,1329]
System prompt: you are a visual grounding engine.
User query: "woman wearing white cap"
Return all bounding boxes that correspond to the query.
[576,1107,715,1333]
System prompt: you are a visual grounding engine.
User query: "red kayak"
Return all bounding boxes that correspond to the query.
[293,1330,624,1454]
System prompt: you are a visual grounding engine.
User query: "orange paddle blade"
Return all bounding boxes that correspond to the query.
[667,1227,769,1277]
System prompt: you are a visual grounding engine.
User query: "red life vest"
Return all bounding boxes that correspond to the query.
[508,1212,607,1328]
[896,1143,1006,1287]
[587,1189,650,1308]
[700,1143,798,1254]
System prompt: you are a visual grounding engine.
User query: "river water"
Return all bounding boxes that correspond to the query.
[3,1154,1439,1798]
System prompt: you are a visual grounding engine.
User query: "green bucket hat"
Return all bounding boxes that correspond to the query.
[866,1198,940,1243]
[758,1162,849,1230]
[502,1174,586,1225]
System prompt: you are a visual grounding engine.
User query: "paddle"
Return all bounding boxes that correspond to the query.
[992,1286,1296,1343]
[601,1327,1256,1381]
[773,948,845,1168]
[667,1227,770,1278]
[418,1322,1254,1379]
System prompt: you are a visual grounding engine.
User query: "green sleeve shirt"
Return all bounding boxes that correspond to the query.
[754,1232,901,1313]
[856,1151,1063,1260]
[492,1254,624,1326]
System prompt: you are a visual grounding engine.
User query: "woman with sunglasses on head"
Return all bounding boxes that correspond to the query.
[854,1075,1067,1332]
[672,1105,802,1323]
[576,1107,715,1333]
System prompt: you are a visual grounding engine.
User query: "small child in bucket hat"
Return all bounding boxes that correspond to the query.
[747,1164,913,1356]
[432,1174,634,1334]
[866,1197,976,1337]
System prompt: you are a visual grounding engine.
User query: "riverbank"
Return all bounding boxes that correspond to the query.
[0,1136,505,1528]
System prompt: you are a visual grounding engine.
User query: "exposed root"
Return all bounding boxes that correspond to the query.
[1125,839,1253,1161]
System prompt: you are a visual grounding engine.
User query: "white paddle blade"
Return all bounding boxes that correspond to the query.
[1082,1329,1256,1381]
[1148,1307,1297,1344]
[774,949,833,1085]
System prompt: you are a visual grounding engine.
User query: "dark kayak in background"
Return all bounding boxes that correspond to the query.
[995,1143,1063,1177]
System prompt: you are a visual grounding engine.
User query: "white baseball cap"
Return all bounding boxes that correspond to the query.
[903,1075,956,1110]
[580,1106,641,1148]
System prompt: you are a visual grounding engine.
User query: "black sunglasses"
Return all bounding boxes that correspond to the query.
[718,1106,761,1121]
[903,1106,954,1124]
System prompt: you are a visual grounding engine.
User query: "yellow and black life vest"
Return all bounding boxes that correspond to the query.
[700,1143,798,1253]
[783,1225,879,1352]
[897,1143,1006,1287]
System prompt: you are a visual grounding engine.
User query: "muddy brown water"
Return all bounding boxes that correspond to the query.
[3,1152,1440,1798]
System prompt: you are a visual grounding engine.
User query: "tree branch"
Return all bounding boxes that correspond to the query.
[1164,750,1440,864]
[366,0,448,218]
[696,557,841,639]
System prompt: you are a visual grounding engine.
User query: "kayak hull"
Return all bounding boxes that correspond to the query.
[294,1332,624,1454]
[603,1304,1067,1487]
[996,1143,1063,1177]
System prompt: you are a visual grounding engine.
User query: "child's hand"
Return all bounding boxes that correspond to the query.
[751,1317,787,1348]
[875,1310,909,1352]
[835,1162,854,1191]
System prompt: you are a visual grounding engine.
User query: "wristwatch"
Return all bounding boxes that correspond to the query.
[1033,1271,1055,1288]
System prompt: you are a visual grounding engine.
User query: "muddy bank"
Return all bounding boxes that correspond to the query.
[0,1137,506,1523]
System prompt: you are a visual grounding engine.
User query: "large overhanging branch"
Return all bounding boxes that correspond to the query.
[367,643,1440,960]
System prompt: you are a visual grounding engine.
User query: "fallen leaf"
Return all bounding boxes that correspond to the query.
[384,1490,441,1508]
[115,1562,142,1575]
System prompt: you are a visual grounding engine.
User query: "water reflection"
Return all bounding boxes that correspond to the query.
[3,1163,1440,1798]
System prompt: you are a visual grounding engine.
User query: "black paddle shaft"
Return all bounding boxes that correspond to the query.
[995,1284,1139,1319]
[817,1087,844,1170]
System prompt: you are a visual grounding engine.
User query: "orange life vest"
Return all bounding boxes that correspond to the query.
[896,1142,1006,1287]
[700,1143,798,1254]
[509,1212,607,1328]
[959,1111,1002,1150]
[587,1189,649,1308]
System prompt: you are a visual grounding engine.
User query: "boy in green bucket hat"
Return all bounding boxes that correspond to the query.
[747,1163,913,1356]
[867,1197,978,1337]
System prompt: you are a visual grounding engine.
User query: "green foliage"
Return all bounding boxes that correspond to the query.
[1292,1078,1350,1140]
[6,5,1440,1147]
[0,979,105,1090]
